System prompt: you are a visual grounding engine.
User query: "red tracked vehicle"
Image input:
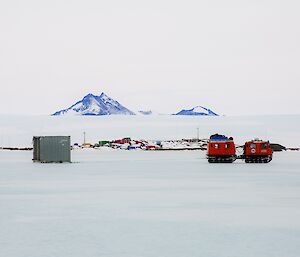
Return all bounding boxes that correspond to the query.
[207,134,237,163]
[243,139,273,163]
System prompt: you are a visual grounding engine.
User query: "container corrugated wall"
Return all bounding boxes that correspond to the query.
[33,136,71,163]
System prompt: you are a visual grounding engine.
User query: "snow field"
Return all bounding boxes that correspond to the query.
[0,114,300,148]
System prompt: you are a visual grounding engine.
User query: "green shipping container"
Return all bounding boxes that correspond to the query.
[33,136,71,163]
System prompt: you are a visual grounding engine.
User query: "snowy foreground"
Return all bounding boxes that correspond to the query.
[1,149,300,257]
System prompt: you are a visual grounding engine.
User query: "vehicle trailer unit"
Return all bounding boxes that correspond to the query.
[207,134,237,163]
[243,139,273,163]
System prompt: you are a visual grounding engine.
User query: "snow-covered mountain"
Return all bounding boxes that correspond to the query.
[52,93,135,116]
[175,106,218,116]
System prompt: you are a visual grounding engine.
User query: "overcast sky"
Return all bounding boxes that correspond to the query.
[0,0,299,115]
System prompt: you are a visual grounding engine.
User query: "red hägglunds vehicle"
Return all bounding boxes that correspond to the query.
[207,134,237,163]
[243,139,273,163]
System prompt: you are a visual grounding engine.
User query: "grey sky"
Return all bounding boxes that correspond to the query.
[0,0,299,115]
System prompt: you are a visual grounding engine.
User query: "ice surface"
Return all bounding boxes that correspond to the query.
[0,149,300,257]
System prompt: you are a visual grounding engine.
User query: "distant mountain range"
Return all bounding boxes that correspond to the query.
[52,92,219,116]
